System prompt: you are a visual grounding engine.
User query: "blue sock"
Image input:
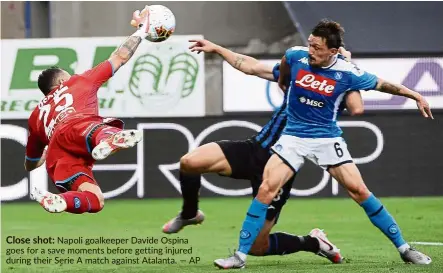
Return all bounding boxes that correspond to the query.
[238,198,268,255]
[360,194,407,248]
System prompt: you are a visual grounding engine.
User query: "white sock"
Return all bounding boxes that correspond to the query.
[235,251,247,261]
[398,243,410,254]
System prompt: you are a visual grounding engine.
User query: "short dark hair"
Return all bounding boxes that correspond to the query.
[311,19,345,49]
[37,66,64,95]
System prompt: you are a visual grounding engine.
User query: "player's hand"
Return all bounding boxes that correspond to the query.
[338,47,352,62]
[416,95,434,119]
[130,5,150,31]
[189,39,218,54]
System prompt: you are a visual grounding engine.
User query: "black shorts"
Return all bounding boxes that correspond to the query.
[216,139,295,224]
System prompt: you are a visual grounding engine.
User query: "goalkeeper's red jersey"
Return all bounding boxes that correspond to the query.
[25,61,114,160]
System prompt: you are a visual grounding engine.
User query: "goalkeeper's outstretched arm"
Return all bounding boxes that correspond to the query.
[108,7,150,73]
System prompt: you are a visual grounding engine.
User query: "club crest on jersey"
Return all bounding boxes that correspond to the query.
[295,70,336,96]
[334,72,343,80]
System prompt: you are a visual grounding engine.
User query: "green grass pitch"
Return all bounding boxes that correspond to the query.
[2,197,443,273]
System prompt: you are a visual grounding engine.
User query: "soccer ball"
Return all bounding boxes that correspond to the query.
[145,5,176,42]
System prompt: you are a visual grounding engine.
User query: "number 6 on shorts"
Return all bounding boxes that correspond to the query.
[334,142,343,158]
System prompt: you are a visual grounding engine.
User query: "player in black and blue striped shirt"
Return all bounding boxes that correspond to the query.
[162,39,364,259]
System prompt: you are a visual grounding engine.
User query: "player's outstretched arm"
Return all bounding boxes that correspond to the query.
[108,6,151,73]
[375,78,434,119]
[188,39,275,81]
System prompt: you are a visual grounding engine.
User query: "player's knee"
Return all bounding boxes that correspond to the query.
[86,191,105,213]
[257,181,279,204]
[89,192,105,213]
[97,193,105,210]
[180,154,199,173]
[78,183,105,212]
[348,183,370,203]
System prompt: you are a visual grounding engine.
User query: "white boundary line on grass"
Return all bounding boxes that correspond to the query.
[410,242,443,246]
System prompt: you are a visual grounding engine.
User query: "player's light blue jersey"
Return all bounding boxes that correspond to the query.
[283,47,377,138]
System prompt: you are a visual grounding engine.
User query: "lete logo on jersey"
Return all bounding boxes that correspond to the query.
[294,70,336,97]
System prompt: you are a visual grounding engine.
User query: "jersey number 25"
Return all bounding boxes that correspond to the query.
[38,85,74,138]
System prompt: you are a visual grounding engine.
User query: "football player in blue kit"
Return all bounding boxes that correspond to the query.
[161,39,364,262]
[214,19,433,269]
[127,13,363,262]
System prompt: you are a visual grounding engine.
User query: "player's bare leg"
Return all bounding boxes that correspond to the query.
[162,143,231,233]
[328,163,431,265]
[214,154,293,269]
[248,220,275,255]
[180,142,232,175]
[31,180,104,214]
[92,129,143,161]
